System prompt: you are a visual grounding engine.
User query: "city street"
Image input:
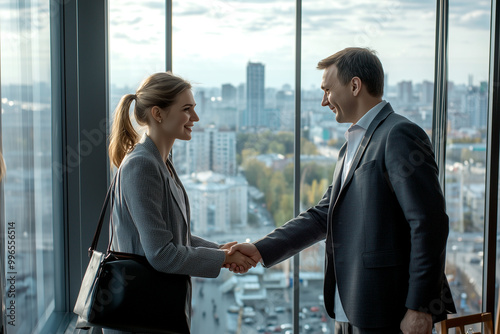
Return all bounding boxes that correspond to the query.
[190,277,332,334]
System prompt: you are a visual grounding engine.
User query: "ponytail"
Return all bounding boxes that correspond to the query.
[109,94,139,168]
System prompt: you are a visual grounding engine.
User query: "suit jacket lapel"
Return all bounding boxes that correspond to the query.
[331,143,347,203]
[327,142,346,231]
[340,104,394,193]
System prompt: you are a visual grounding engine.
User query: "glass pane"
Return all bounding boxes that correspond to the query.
[301,0,436,331]
[172,1,295,333]
[108,0,166,117]
[1,1,56,332]
[446,0,491,317]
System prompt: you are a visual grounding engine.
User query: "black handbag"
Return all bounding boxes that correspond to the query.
[73,177,191,334]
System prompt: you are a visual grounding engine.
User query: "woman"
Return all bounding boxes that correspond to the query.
[104,72,255,334]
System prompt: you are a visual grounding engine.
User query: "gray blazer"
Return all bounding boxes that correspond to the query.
[110,134,225,277]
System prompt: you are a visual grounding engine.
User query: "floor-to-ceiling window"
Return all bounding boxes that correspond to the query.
[108,0,166,118]
[300,1,437,332]
[170,2,295,333]
[103,1,497,333]
[2,1,498,333]
[0,1,61,333]
[445,0,491,317]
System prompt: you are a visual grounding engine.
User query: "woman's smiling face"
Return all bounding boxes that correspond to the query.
[160,89,199,142]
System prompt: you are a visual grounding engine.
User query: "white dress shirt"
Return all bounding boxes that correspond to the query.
[334,100,387,323]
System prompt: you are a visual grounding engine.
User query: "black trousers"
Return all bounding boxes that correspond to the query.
[334,321,403,334]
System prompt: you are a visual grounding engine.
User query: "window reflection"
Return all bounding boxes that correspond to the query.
[1,1,55,332]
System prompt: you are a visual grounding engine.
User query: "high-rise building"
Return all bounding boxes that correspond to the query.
[397,80,413,104]
[222,83,237,104]
[245,61,265,128]
[180,172,248,234]
[421,80,434,105]
[173,126,237,176]
[276,88,294,131]
[466,85,488,129]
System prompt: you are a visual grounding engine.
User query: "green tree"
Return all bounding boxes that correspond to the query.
[274,193,294,227]
[301,138,319,155]
[242,159,266,187]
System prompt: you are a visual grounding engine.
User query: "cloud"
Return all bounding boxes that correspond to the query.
[110,16,143,26]
[458,10,490,30]
[175,4,210,16]
[106,0,492,88]
[112,32,158,45]
[242,15,290,32]
[142,0,165,10]
[448,0,491,30]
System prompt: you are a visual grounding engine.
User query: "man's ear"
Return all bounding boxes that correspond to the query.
[351,77,362,96]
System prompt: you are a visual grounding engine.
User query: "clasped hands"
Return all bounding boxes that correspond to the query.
[220,242,262,274]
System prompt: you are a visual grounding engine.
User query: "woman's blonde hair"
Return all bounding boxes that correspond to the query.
[0,151,6,182]
[108,72,191,168]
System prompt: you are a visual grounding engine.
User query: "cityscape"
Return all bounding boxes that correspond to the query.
[115,61,489,333]
[1,59,490,333]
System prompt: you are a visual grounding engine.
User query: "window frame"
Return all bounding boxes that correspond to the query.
[7,0,496,332]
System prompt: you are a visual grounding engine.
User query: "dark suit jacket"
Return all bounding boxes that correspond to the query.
[254,103,456,329]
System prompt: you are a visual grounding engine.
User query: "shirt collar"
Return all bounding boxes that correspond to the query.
[353,100,387,131]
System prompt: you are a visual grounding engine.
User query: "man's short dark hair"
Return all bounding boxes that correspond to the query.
[317,47,384,97]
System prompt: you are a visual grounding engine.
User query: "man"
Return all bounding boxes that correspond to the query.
[229,47,456,334]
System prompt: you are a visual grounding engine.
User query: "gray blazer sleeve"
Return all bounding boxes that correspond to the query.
[191,235,220,249]
[118,154,225,278]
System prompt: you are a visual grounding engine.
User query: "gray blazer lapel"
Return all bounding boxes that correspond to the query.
[141,135,189,226]
[341,104,394,191]
[166,159,189,225]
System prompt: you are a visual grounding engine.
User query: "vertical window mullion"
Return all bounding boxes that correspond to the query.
[431,0,449,188]
[50,0,68,315]
[293,0,302,333]
[166,0,172,72]
[483,0,500,315]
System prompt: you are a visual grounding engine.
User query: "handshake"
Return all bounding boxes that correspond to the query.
[220,242,262,274]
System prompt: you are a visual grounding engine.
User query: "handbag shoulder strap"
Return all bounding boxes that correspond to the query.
[88,174,117,257]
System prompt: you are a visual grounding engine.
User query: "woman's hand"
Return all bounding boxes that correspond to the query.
[223,249,257,273]
[220,241,238,250]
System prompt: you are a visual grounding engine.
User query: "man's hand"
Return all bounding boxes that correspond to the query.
[225,243,262,272]
[400,309,432,334]
[223,249,257,273]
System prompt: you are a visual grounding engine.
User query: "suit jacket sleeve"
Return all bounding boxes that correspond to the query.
[385,121,449,311]
[254,184,331,267]
[120,156,225,278]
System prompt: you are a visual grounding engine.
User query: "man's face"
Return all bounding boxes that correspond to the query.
[321,65,354,123]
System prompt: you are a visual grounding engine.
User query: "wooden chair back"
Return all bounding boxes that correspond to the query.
[437,312,493,334]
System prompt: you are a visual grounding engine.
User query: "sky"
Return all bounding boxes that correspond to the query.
[0,0,493,91]
[107,0,492,91]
